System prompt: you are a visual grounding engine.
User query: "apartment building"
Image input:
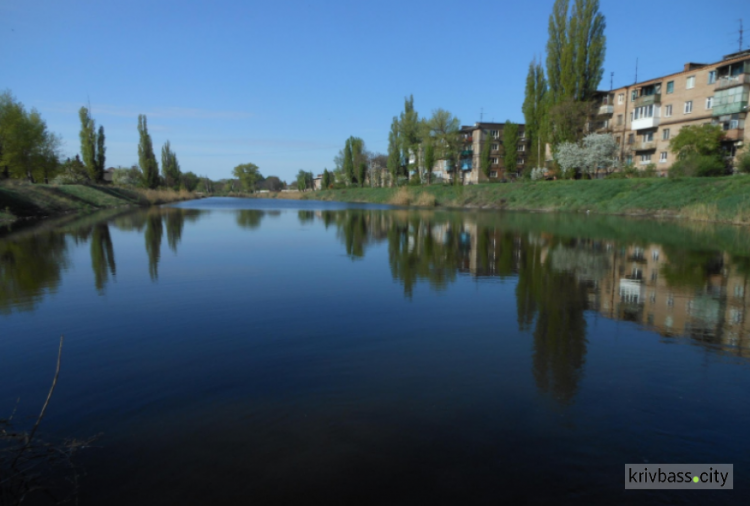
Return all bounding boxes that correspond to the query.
[593,50,750,175]
[433,122,529,184]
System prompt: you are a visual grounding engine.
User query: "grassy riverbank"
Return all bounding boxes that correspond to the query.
[0,182,196,225]
[257,177,750,225]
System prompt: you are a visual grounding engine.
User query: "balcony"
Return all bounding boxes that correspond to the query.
[634,141,657,151]
[460,150,473,157]
[598,104,614,115]
[634,93,661,108]
[715,74,750,91]
[724,128,744,141]
[713,100,749,116]
[631,116,660,130]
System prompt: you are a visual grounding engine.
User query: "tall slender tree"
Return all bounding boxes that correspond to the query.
[480,132,492,179]
[522,58,549,168]
[399,95,419,180]
[138,114,159,189]
[343,138,354,184]
[503,121,520,177]
[161,140,181,189]
[387,118,400,186]
[79,107,105,182]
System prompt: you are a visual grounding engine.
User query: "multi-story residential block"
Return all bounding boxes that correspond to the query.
[433,122,529,184]
[593,49,750,175]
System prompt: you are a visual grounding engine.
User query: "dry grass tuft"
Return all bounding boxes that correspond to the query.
[137,188,194,205]
[414,192,436,207]
[390,187,412,206]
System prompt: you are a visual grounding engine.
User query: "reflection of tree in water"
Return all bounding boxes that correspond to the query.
[516,237,589,406]
[145,211,163,281]
[236,210,265,229]
[90,224,116,293]
[298,210,315,225]
[660,248,724,290]
[0,232,68,314]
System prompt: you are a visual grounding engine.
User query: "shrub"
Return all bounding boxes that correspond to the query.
[112,166,143,187]
[736,151,750,174]
[669,154,728,178]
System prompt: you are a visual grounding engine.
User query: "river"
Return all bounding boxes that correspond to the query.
[1,197,748,505]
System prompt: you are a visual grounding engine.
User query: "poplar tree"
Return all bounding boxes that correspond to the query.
[138,115,160,189]
[349,136,366,187]
[423,140,435,184]
[161,140,182,189]
[399,95,419,180]
[387,118,400,186]
[322,169,331,189]
[480,133,492,179]
[522,58,548,168]
[343,137,354,184]
[79,107,105,181]
[503,121,520,177]
[545,0,606,146]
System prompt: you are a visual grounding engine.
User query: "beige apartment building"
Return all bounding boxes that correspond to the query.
[432,122,529,184]
[594,49,750,175]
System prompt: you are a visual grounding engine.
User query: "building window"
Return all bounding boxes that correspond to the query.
[616,114,623,126]
[660,152,668,163]
[643,131,654,142]
[618,93,624,104]
[640,153,652,164]
[615,136,621,144]
[708,71,716,84]
[631,90,638,101]
[490,157,499,164]
[684,101,693,114]
[662,128,670,140]
[626,155,633,165]
[490,130,499,138]
[706,96,713,109]
[665,104,672,117]
[489,170,498,178]
[686,76,695,89]
[627,133,635,144]
[491,143,499,151]
[666,81,674,94]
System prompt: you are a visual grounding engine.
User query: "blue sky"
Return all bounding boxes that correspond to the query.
[1,0,748,182]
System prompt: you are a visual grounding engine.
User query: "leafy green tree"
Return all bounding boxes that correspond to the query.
[387,117,400,186]
[343,138,354,184]
[503,121,520,177]
[546,0,606,104]
[425,109,460,184]
[160,140,181,189]
[78,107,105,182]
[233,163,261,192]
[138,115,159,189]
[522,58,548,168]
[322,169,331,189]
[181,171,199,191]
[0,92,59,183]
[349,136,366,187]
[423,139,435,184]
[480,132,492,179]
[669,124,725,160]
[296,169,313,191]
[399,95,420,180]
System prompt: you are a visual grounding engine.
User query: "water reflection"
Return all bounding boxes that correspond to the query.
[313,209,750,360]
[0,208,204,312]
[237,210,265,229]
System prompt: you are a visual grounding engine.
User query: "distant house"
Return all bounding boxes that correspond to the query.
[103,167,116,183]
[313,174,323,190]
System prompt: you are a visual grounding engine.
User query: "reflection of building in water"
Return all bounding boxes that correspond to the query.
[574,244,750,356]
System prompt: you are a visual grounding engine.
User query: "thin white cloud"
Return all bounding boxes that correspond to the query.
[41,102,253,120]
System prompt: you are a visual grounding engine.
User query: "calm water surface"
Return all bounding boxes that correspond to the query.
[1,197,749,505]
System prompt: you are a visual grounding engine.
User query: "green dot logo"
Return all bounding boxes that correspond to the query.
[693,476,699,483]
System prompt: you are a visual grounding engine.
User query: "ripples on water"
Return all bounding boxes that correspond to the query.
[1,197,748,505]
